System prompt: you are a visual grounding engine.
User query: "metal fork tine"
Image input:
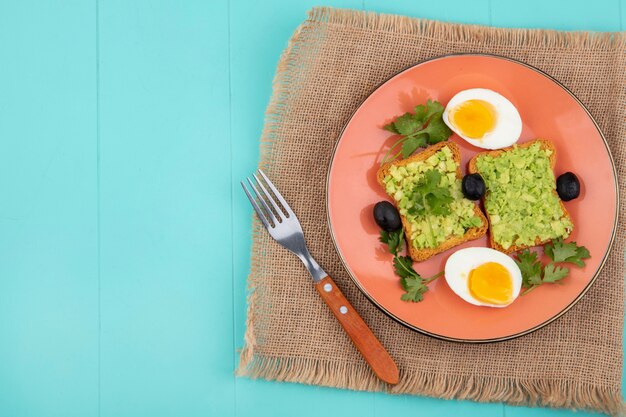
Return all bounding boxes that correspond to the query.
[257,169,294,217]
[247,177,278,224]
[241,181,270,229]
[252,173,284,220]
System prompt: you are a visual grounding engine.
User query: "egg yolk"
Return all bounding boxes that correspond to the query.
[449,100,497,139]
[467,262,513,305]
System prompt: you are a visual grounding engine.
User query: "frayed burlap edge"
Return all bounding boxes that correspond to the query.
[237,7,626,416]
[236,10,318,377]
[238,355,624,415]
[315,7,625,49]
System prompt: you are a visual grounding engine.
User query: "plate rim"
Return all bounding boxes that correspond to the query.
[325,52,620,343]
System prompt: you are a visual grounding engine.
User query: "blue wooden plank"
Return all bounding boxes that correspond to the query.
[0,1,98,416]
[230,0,362,376]
[97,1,232,416]
[490,0,622,31]
[505,406,606,417]
[374,395,503,416]
[232,0,372,352]
[235,379,375,417]
[229,2,387,416]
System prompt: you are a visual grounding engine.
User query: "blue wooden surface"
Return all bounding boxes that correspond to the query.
[0,1,623,416]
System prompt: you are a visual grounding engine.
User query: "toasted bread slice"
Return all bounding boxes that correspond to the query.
[377,141,488,262]
[467,138,573,254]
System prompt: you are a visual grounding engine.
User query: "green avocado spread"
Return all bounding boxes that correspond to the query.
[475,142,573,250]
[383,145,482,250]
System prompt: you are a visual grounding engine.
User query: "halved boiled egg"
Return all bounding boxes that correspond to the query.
[443,89,522,150]
[445,247,522,308]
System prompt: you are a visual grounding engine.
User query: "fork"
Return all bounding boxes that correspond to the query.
[241,169,399,385]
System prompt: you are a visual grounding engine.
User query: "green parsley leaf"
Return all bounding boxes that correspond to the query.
[383,252,442,303]
[394,256,428,302]
[412,104,428,123]
[515,249,542,288]
[425,190,453,216]
[421,113,453,145]
[517,245,580,295]
[379,229,404,256]
[393,255,417,279]
[408,170,453,217]
[400,276,428,302]
[424,168,443,186]
[380,99,452,164]
[542,263,569,283]
[544,238,577,262]
[544,238,590,267]
[393,113,422,136]
[423,99,445,120]
[383,123,399,134]
[401,134,428,158]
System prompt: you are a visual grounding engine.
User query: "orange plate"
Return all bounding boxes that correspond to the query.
[326,54,619,343]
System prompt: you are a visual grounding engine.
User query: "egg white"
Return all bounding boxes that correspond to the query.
[444,247,522,308]
[443,88,522,150]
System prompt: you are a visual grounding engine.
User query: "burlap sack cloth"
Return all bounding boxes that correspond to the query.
[237,7,626,415]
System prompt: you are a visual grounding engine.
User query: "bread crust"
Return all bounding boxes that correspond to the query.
[467,138,573,254]
[377,141,488,262]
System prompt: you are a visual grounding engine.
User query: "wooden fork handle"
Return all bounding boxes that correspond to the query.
[315,275,399,385]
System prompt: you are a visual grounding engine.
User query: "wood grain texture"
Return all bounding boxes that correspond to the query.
[315,276,399,385]
[229,1,384,416]
[98,1,233,416]
[0,1,98,416]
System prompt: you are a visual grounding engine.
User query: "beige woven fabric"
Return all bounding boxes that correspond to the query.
[238,8,626,415]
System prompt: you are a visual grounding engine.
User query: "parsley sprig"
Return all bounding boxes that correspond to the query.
[379,229,404,257]
[395,256,444,302]
[408,170,453,217]
[379,229,442,302]
[515,238,590,295]
[379,229,404,255]
[544,238,590,267]
[381,100,452,164]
